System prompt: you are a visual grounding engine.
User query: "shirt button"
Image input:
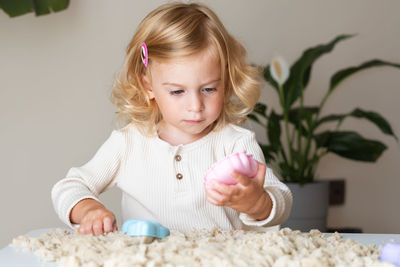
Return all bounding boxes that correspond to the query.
[176,173,183,180]
[175,155,182,161]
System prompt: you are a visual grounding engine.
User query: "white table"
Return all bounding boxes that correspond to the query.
[1,229,400,267]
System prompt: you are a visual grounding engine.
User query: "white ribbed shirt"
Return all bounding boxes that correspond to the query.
[52,124,292,232]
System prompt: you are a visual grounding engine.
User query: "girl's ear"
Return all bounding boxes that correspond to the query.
[142,74,155,99]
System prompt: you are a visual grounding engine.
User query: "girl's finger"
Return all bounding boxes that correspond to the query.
[103,216,114,233]
[230,171,251,187]
[79,223,90,235]
[206,185,227,204]
[255,162,267,185]
[211,180,234,195]
[206,196,222,206]
[92,220,103,236]
[205,183,222,196]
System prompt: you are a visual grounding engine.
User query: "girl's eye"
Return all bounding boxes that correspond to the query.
[202,87,217,93]
[169,89,184,95]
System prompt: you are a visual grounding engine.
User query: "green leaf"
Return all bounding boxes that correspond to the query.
[263,65,279,93]
[288,106,319,122]
[247,113,264,126]
[284,34,355,109]
[315,114,346,129]
[302,65,312,89]
[33,0,51,15]
[278,162,312,184]
[315,108,397,141]
[0,0,69,17]
[267,110,282,152]
[314,131,387,162]
[49,0,69,11]
[253,103,268,118]
[314,131,330,147]
[278,162,292,182]
[287,106,319,135]
[329,59,400,95]
[259,144,276,162]
[0,0,33,17]
[350,108,398,141]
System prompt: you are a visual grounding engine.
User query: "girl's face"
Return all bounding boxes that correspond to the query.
[144,48,224,145]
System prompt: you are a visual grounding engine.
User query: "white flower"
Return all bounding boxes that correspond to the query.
[270,56,290,86]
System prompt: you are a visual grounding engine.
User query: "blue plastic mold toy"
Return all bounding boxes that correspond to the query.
[122,219,170,239]
[381,242,400,267]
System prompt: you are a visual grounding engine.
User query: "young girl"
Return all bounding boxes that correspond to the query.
[52,2,292,236]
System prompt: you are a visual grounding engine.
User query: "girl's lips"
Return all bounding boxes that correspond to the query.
[184,119,204,124]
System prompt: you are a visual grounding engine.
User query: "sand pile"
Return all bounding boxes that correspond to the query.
[11,227,392,267]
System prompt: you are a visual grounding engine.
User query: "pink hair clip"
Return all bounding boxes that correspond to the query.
[140,42,148,67]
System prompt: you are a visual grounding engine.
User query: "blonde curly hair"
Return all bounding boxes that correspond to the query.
[111,2,261,135]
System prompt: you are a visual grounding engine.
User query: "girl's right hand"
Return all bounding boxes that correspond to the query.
[79,206,117,236]
[70,198,117,236]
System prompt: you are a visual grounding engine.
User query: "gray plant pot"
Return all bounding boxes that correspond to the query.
[281,181,329,232]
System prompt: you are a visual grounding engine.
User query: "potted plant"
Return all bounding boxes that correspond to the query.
[248,34,399,231]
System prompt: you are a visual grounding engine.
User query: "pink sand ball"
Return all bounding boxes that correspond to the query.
[204,151,258,186]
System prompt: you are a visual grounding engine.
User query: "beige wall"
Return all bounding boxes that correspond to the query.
[1,0,399,247]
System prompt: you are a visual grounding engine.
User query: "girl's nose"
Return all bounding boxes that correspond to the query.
[188,93,204,112]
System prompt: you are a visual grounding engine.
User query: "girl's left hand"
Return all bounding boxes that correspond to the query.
[204,161,272,220]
